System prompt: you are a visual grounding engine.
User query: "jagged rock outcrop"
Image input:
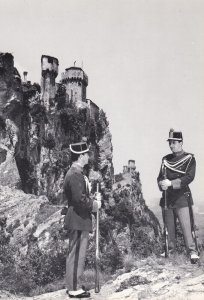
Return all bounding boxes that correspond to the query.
[0,186,67,293]
[0,53,22,119]
[0,53,22,187]
[0,52,113,199]
[0,119,20,187]
[0,186,49,250]
[99,169,162,265]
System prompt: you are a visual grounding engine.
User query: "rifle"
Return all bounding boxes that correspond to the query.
[188,201,200,255]
[95,183,100,293]
[162,162,169,258]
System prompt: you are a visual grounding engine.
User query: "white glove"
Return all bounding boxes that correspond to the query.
[160,179,171,190]
[160,185,168,191]
[95,192,102,202]
[163,179,172,187]
[92,200,101,212]
[92,192,102,212]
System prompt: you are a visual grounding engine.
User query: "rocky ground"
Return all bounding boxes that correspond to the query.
[0,177,203,300]
[1,253,204,300]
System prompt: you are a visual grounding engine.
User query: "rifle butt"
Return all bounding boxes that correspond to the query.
[163,204,169,258]
[164,231,169,258]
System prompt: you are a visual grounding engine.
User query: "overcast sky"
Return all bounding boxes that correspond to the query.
[0,0,204,209]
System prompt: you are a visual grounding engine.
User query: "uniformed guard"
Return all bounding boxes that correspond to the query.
[63,140,101,298]
[157,129,199,263]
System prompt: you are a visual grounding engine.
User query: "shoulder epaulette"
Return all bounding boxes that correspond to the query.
[163,153,193,174]
[184,152,194,157]
[163,153,173,161]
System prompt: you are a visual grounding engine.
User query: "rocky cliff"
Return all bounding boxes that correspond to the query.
[0,52,113,199]
[0,52,162,296]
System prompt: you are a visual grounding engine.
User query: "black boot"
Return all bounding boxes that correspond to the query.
[190,252,199,264]
[67,288,91,298]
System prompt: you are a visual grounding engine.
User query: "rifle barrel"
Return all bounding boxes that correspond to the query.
[95,183,100,293]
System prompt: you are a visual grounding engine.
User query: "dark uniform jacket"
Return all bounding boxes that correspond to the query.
[157,151,196,208]
[63,163,93,232]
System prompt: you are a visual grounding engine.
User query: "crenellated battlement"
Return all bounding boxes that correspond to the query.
[61,67,88,86]
[41,55,59,78]
[128,160,136,170]
[123,160,136,174]
[61,66,88,104]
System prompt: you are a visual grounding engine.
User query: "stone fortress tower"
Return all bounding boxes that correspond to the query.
[1,53,98,119]
[40,55,98,118]
[41,55,59,112]
[128,160,136,172]
[23,71,28,83]
[61,66,88,107]
[123,160,136,173]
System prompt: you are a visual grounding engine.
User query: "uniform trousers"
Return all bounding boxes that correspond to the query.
[162,206,196,253]
[66,230,89,291]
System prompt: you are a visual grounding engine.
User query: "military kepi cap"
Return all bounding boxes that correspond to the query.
[167,128,183,141]
[69,142,90,154]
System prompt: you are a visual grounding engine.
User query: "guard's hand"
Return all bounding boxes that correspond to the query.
[92,200,101,212]
[160,179,171,190]
[92,192,102,212]
[95,192,102,202]
[163,179,172,187]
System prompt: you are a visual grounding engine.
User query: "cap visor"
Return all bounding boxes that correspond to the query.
[167,138,182,141]
[69,145,90,154]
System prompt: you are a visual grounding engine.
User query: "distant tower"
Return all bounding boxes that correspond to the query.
[23,71,28,83]
[41,55,59,112]
[128,160,136,172]
[61,66,88,106]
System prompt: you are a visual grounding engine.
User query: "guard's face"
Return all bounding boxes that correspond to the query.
[169,140,183,153]
[82,152,90,165]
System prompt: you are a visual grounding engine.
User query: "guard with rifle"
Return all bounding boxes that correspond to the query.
[63,139,102,298]
[157,129,199,263]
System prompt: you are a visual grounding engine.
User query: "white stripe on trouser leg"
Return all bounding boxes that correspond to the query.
[162,208,176,250]
[176,207,196,253]
[66,230,89,291]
